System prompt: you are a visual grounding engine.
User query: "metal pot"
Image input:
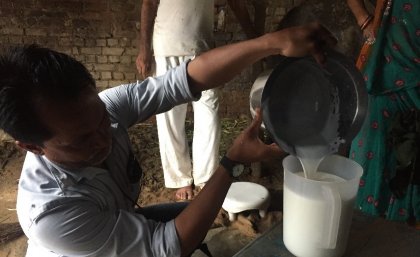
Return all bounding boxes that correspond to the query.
[249,69,273,129]
[250,50,368,155]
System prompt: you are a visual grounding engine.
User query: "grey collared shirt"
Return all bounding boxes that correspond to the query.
[16,62,199,257]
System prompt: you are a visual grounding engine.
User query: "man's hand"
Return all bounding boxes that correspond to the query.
[137,0,159,79]
[268,22,338,64]
[227,108,284,163]
[136,48,153,79]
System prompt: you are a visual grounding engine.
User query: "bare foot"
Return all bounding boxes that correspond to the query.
[175,185,194,201]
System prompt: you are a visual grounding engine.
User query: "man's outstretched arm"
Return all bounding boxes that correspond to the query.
[175,109,283,256]
[187,22,337,94]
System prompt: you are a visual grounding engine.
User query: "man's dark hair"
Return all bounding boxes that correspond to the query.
[0,44,95,145]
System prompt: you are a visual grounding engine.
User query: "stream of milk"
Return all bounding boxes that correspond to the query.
[295,145,330,179]
[295,83,342,179]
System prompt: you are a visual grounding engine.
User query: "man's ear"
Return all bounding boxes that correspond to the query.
[15,141,44,155]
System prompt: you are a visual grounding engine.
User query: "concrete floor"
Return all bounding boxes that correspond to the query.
[192,227,255,257]
[215,212,420,257]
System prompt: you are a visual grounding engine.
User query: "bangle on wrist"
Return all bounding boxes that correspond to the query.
[360,15,373,31]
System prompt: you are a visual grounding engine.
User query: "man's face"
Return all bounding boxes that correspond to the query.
[37,89,112,169]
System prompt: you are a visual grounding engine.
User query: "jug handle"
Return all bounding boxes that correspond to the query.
[321,185,341,249]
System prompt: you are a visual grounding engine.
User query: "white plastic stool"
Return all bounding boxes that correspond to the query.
[222,182,270,221]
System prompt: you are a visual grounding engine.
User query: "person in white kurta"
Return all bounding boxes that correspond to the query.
[137,0,257,200]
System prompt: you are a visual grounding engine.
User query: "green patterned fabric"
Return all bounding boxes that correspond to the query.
[349,0,420,222]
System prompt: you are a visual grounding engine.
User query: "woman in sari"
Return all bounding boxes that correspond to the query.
[347,0,419,228]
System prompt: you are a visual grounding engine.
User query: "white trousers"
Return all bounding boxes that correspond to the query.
[155,56,221,188]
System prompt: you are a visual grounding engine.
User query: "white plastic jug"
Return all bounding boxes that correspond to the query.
[283,154,362,257]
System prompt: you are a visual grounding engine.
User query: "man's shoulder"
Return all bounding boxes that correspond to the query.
[19,153,69,196]
[18,153,106,221]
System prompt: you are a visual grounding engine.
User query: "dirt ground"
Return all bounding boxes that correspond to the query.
[0,117,285,256]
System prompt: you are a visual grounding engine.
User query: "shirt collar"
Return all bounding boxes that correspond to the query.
[42,156,108,183]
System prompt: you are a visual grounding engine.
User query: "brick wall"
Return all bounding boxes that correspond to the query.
[0,0,306,141]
